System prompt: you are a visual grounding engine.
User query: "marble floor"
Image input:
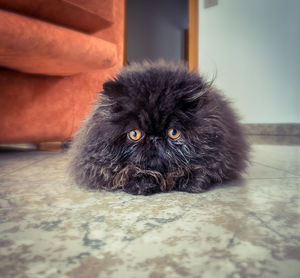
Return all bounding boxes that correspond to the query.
[0,137,299,278]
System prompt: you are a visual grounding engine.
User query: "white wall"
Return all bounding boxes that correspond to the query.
[198,0,300,123]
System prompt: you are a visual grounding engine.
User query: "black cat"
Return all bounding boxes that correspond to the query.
[69,61,249,195]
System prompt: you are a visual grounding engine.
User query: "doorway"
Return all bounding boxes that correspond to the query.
[125,0,198,71]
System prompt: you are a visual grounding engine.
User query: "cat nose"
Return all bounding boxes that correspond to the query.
[149,136,160,142]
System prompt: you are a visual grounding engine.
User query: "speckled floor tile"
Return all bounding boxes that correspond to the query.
[243,161,299,179]
[0,151,60,177]
[0,141,300,278]
[251,145,300,176]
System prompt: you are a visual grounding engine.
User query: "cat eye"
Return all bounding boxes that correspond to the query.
[128,129,143,141]
[168,128,181,139]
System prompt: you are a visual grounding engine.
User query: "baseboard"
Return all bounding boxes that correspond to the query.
[243,123,300,136]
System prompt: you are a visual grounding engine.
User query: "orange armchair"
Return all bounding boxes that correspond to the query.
[0,0,124,143]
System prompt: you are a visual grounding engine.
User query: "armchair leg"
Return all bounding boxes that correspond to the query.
[37,142,62,151]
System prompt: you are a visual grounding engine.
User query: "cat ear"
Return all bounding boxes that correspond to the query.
[179,82,211,111]
[102,79,124,98]
[102,79,126,113]
[184,90,207,103]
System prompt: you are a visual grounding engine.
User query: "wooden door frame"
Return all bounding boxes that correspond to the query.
[123,0,199,71]
[123,0,127,65]
[188,0,199,71]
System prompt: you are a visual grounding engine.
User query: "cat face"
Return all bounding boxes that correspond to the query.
[70,62,249,195]
[98,63,209,194]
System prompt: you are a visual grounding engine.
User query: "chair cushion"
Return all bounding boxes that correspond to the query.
[64,0,114,23]
[0,0,114,32]
[0,9,117,76]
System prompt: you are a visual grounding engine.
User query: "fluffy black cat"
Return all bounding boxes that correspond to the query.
[69,61,249,195]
